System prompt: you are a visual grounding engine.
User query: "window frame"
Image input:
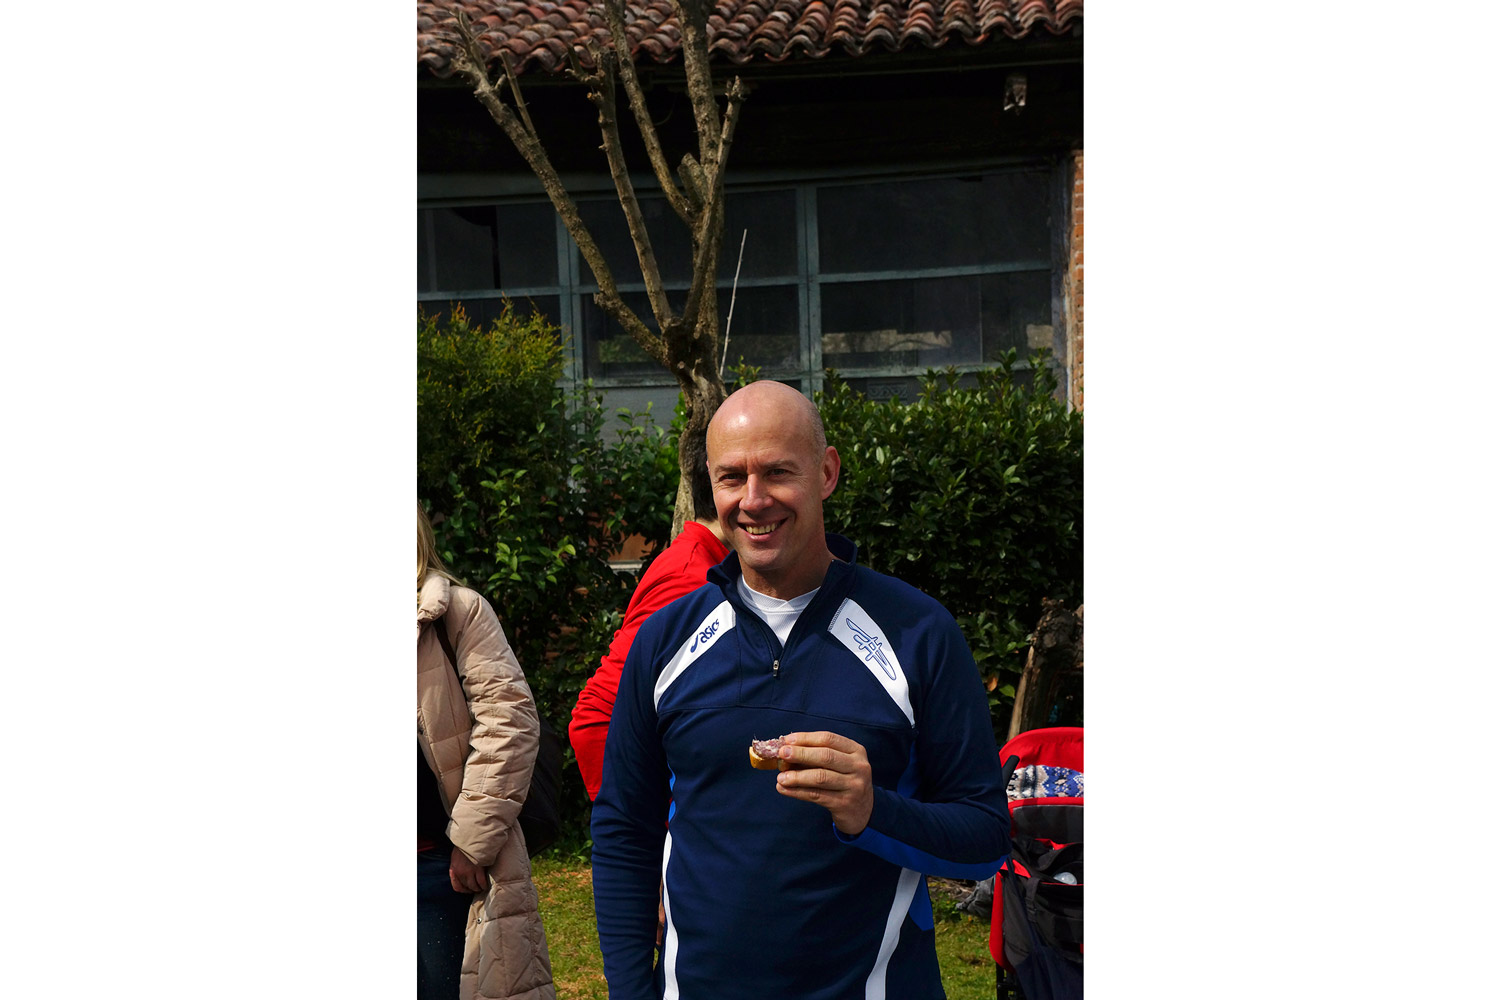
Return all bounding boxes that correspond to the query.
[417,157,1069,402]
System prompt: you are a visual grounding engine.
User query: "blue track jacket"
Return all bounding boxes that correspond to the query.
[591,535,1011,1000]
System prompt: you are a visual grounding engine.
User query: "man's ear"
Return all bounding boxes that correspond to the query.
[821,445,841,499]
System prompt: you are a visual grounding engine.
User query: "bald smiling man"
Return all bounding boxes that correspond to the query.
[590,381,1011,1000]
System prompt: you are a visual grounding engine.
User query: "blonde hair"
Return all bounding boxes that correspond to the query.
[418,504,464,590]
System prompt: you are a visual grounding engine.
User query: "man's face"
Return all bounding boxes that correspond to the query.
[707,393,840,600]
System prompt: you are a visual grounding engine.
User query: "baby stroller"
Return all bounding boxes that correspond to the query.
[990,726,1083,1000]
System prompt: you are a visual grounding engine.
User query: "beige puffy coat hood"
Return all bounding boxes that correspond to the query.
[418,575,554,1000]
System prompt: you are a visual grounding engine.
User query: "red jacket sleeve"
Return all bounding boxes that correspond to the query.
[569,523,727,800]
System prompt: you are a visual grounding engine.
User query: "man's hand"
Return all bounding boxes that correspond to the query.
[449,846,489,894]
[772,731,874,836]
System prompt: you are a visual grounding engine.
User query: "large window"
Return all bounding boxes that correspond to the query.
[418,164,1062,412]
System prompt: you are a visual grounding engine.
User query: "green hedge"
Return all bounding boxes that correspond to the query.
[419,304,679,852]
[818,357,1083,738]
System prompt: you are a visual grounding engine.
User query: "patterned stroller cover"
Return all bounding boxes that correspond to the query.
[989,726,1083,1000]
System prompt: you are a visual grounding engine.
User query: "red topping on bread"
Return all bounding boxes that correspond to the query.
[749,737,785,770]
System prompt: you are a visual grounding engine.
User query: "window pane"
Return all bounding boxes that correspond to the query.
[821,271,1050,373]
[817,171,1050,274]
[717,285,801,374]
[577,197,693,286]
[979,172,1052,264]
[431,206,501,290]
[720,190,799,280]
[594,386,684,433]
[979,271,1053,362]
[576,191,797,286]
[819,179,967,273]
[821,277,981,371]
[581,285,799,381]
[580,291,661,380]
[496,202,560,287]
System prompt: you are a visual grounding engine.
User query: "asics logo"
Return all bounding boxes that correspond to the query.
[655,602,735,708]
[690,619,720,652]
[847,619,895,679]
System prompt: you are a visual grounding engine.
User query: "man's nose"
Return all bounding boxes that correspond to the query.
[742,475,773,510]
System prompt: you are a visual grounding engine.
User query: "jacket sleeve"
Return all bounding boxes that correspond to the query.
[569,536,716,801]
[837,613,1011,878]
[446,591,540,868]
[589,612,675,1000]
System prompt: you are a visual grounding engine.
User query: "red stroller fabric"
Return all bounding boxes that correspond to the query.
[989,726,1083,1000]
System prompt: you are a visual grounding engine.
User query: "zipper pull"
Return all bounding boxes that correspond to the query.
[772,658,780,678]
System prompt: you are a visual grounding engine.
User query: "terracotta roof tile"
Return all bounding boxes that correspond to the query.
[418,0,1081,77]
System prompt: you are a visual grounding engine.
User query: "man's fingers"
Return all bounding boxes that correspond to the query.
[775,769,861,809]
[776,766,858,794]
[777,733,865,772]
[779,744,847,772]
[775,775,838,809]
[776,766,827,789]
[780,730,861,754]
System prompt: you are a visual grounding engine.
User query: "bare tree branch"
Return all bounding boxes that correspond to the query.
[602,0,694,223]
[499,50,538,139]
[675,0,722,171]
[707,78,750,194]
[447,9,668,366]
[586,43,675,334]
[678,77,747,347]
[677,154,707,213]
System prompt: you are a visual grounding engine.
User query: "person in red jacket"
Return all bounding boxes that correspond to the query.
[569,430,729,801]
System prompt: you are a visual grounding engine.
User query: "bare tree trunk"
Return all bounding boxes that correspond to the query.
[1008,600,1084,740]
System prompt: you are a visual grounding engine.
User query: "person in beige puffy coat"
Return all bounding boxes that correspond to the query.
[419,507,555,1000]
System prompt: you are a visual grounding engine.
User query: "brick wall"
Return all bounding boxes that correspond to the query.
[1066,150,1084,412]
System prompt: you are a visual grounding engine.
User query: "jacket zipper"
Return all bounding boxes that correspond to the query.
[736,593,785,679]
[731,587,813,680]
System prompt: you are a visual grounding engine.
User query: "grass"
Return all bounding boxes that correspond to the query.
[531,855,997,999]
[532,856,609,999]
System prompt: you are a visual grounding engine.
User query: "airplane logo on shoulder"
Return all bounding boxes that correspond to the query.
[846,619,896,679]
